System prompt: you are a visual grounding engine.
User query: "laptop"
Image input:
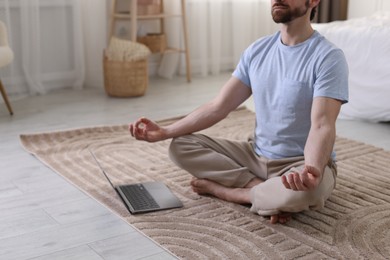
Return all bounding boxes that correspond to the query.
[90,150,183,214]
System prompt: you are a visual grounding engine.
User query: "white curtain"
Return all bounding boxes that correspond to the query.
[0,0,15,98]
[0,0,85,98]
[79,0,107,88]
[160,0,279,78]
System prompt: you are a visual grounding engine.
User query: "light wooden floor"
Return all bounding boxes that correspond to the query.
[0,73,389,259]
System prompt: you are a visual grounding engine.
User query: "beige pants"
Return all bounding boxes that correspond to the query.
[169,134,337,216]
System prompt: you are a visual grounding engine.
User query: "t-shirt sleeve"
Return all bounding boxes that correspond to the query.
[314,49,349,104]
[232,47,251,88]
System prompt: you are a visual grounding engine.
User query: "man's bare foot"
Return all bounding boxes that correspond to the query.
[244,177,263,188]
[270,213,292,224]
[190,177,262,195]
[190,178,251,204]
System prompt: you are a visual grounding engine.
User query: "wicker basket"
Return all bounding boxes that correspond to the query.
[137,0,162,15]
[103,53,148,97]
[137,33,166,53]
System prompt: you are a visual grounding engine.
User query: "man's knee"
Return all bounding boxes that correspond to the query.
[168,136,184,166]
[168,135,198,169]
[250,180,328,216]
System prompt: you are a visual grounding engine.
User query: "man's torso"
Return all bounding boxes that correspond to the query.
[233,31,349,159]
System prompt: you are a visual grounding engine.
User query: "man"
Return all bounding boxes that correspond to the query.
[129,0,349,224]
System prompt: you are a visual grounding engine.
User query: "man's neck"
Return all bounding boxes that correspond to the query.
[279,16,314,46]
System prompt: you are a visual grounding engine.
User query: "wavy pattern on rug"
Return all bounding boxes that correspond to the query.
[20,109,390,259]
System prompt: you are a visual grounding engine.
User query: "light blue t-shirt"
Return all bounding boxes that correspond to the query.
[233,31,349,159]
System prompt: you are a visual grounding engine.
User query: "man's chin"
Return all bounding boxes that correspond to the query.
[272,10,291,24]
[272,16,291,24]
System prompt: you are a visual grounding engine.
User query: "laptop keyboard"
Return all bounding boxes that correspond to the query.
[120,184,159,211]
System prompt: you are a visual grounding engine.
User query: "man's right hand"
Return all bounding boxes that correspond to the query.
[281,165,322,191]
[129,117,166,142]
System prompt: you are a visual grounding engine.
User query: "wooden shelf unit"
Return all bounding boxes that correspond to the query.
[109,0,191,82]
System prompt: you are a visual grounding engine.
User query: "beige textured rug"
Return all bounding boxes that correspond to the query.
[20,109,390,260]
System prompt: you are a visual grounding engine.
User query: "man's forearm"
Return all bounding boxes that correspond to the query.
[304,123,336,175]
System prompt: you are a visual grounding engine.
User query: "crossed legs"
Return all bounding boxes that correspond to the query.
[169,134,297,224]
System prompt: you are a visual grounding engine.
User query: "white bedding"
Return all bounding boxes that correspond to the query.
[313,12,390,122]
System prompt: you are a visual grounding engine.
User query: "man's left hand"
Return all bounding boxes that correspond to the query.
[281,165,322,191]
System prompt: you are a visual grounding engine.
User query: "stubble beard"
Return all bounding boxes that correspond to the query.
[271,0,310,24]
